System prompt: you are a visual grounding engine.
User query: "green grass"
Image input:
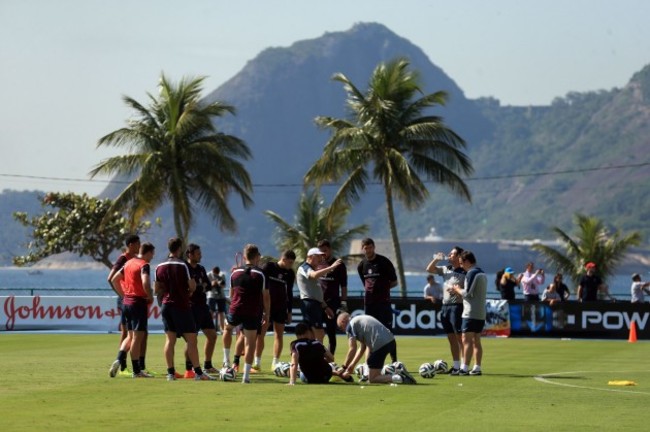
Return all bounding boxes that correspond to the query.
[1,334,648,431]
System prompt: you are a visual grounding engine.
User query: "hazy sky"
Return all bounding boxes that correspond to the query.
[1,0,649,195]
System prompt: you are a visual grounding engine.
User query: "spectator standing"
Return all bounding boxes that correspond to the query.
[577,262,605,302]
[631,273,650,303]
[498,267,518,301]
[423,274,443,304]
[520,262,545,302]
[549,273,571,301]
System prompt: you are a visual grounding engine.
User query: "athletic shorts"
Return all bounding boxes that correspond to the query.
[367,340,396,370]
[161,304,197,334]
[207,298,218,313]
[300,299,324,329]
[365,303,394,332]
[461,318,485,334]
[123,302,148,331]
[440,303,463,334]
[117,297,128,326]
[226,313,261,331]
[216,299,227,313]
[192,304,216,331]
[269,309,288,325]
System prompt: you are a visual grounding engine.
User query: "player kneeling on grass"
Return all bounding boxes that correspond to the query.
[336,312,416,385]
[288,321,353,385]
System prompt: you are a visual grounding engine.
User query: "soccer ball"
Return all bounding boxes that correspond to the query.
[433,359,448,374]
[355,363,369,382]
[274,362,291,377]
[392,361,405,373]
[382,363,396,375]
[419,362,436,378]
[219,366,237,381]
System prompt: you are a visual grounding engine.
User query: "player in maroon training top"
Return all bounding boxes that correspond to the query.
[316,239,348,355]
[155,237,214,381]
[260,250,296,370]
[222,243,269,383]
[185,243,219,376]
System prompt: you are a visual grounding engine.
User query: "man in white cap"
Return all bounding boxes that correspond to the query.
[297,247,343,342]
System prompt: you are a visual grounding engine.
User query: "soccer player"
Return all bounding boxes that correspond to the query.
[155,237,214,381]
[336,312,416,385]
[297,247,343,342]
[261,250,296,370]
[106,234,142,373]
[317,239,348,355]
[108,242,155,378]
[425,246,466,374]
[287,321,352,385]
[222,244,268,384]
[357,238,398,361]
[185,244,219,376]
[449,250,487,376]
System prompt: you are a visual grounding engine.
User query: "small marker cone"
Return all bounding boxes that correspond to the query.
[628,321,638,343]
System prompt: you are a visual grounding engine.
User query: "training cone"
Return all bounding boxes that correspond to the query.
[628,321,638,343]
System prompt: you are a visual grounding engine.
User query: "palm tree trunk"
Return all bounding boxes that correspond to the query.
[383,186,407,298]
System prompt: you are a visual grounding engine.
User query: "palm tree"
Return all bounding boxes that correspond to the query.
[533,213,642,287]
[304,58,474,296]
[89,74,253,241]
[264,188,368,262]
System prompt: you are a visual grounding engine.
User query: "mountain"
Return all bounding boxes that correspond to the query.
[2,23,649,268]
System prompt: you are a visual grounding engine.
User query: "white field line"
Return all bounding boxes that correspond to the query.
[534,370,650,395]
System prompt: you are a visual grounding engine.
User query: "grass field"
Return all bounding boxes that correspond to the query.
[1,333,648,431]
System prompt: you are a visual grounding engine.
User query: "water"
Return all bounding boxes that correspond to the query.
[0,267,636,300]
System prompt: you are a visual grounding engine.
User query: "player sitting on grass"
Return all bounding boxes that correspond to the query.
[288,321,353,385]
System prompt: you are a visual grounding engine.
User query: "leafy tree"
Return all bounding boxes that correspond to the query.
[264,189,368,262]
[532,213,642,286]
[89,74,253,241]
[13,192,151,268]
[305,58,473,296]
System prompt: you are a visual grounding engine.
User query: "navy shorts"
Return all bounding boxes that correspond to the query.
[461,318,485,334]
[367,340,396,370]
[300,299,324,329]
[123,302,148,331]
[269,309,288,325]
[161,304,197,334]
[117,297,128,326]
[226,313,261,331]
[440,303,463,334]
[216,299,227,313]
[192,304,216,331]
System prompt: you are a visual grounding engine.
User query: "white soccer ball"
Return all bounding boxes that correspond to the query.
[392,361,405,373]
[355,363,368,382]
[419,362,436,378]
[219,366,237,381]
[433,359,448,374]
[274,362,291,377]
[381,363,396,375]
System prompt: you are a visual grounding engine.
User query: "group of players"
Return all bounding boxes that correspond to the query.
[106,234,486,384]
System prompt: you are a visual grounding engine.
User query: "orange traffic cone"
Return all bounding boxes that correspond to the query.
[628,321,638,343]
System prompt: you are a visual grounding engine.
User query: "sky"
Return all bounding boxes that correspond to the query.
[1,0,649,195]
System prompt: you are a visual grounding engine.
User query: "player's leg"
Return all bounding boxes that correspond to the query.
[241,327,258,383]
[272,321,285,368]
[202,327,218,373]
[253,319,270,371]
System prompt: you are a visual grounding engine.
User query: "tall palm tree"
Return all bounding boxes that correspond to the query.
[89,74,253,241]
[305,58,474,296]
[264,188,368,262]
[533,213,642,287]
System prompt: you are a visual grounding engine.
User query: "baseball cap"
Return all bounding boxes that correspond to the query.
[504,267,514,273]
[307,247,325,257]
[585,262,596,269]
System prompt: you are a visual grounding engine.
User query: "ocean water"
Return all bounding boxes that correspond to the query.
[0,267,637,300]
